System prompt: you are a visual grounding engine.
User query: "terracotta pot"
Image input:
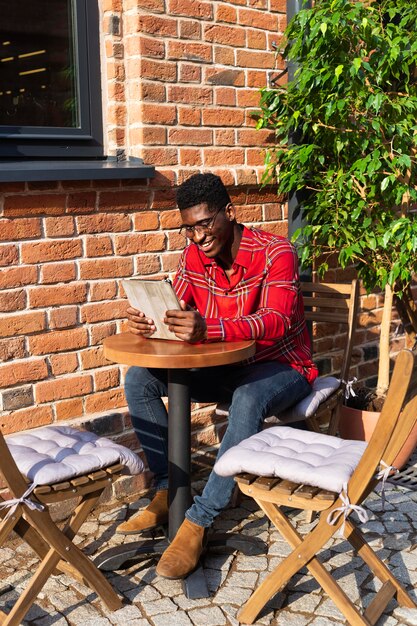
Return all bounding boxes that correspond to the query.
[339,405,417,470]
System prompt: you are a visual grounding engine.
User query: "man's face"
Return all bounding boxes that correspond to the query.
[179,202,234,259]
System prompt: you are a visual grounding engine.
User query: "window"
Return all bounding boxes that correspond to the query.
[0,0,103,158]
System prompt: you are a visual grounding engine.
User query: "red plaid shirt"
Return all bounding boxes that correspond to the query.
[173,226,318,384]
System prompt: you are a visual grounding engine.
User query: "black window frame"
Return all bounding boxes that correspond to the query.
[0,0,104,159]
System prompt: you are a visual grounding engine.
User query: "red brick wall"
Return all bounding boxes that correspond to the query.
[0,0,394,496]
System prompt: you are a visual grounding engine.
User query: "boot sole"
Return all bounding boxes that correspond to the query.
[116,521,168,535]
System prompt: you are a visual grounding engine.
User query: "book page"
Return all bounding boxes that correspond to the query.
[122,279,181,340]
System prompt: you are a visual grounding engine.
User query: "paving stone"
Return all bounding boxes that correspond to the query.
[275,610,311,625]
[139,597,178,616]
[31,611,69,626]
[234,555,268,571]
[108,605,147,624]
[394,608,417,626]
[212,585,252,606]
[188,605,227,626]
[152,610,193,626]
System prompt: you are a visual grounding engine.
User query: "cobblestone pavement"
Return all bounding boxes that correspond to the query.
[2,480,417,626]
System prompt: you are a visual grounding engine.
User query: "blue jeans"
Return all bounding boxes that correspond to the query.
[124,360,311,528]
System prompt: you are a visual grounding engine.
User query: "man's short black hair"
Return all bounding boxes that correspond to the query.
[176,173,231,213]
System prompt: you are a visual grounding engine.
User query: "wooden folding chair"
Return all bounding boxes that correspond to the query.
[214,349,417,625]
[0,425,144,625]
[215,279,360,437]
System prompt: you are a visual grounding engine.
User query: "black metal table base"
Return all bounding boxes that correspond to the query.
[94,532,267,599]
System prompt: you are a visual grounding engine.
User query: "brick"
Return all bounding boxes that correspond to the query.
[215,88,236,107]
[204,24,245,47]
[237,89,263,108]
[94,367,120,391]
[180,19,201,39]
[237,206,262,222]
[90,322,118,346]
[49,306,79,330]
[247,70,268,87]
[167,231,185,250]
[168,128,212,145]
[202,108,245,126]
[179,107,202,126]
[135,255,162,275]
[152,189,176,211]
[21,239,82,264]
[238,128,275,146]
[167,41,212,63]
[168,0,213,19]
[84,388,127,414]
[179,63,202,83]
[35,374,93,404]
[215,129,236,146]
[2,386,34,411]
[239,8,278,30]
[236,49,276,69]
[66,192,97,214]
[131,127,167,145]
[90,281,118,302]
[168,86,212,105]
[179,148,203,166]
[162,252,182,273]
[214,46,235,65]
[1,406,53,435]
[216,4,237,22]
[136,14,178,37]
[81,300,129,324]
[44,216,75,237]
[141,103,177,125]
[99,191,149,212]
[141,148,178,166]
[0,218,42,241]
[0,311,45,338]
[29,328,89,356]
[159,210,181,230]
[29,283,87,308]
[49,353,79,376]
[133,211,160,231]
[247,147,267,166]
[134,35,165,59]
[0,244,19,267]
[0,337,26,362]
[140,82,167,102]
[0,289,26,313]
[115,232,166,255]
[80,346,109,369]
[0,358,48,387]
[0,266,38,289]
[40,262,77,284]
[3,195,66,217]
[205,68,245,86]
[77,213,131,234]
[204,148,245,166]
[79,258,133,280]
[85,235,114,257]
[136,58,177,82]
[247,28,267,49]
[55,398,84,421]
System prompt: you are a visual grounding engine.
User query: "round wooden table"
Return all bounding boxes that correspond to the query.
[95,332,256,596]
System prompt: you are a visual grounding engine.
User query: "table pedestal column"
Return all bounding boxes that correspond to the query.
[167,369,192,539]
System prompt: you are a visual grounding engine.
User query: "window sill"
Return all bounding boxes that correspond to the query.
[0,158,155,183]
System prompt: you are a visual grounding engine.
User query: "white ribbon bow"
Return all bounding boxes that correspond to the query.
[0,483,44,521]
[327,482,369,537]
[376,460,399,509]
[342,377,358,400]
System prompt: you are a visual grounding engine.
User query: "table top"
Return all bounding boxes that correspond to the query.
[103,333,256,369]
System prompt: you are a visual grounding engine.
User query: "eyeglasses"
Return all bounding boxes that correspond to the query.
[179,207,223,238]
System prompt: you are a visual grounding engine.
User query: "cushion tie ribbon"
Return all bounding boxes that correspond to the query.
[376,460,398,509]
[342,377,357,400]
[0,483,44,521]
[327,482,369,537]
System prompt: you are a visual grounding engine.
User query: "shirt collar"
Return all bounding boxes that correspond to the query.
[196,225,254,269]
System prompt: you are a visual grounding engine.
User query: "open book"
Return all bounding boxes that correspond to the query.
[122,278,181,340]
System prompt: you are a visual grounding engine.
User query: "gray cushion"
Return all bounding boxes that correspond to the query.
[6,425,144,486]
[214,425,367,493]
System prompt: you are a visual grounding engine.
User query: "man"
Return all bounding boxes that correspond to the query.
[117,173,317,579]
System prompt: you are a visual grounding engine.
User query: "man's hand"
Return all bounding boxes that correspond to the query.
[127,306,156,337]
[164,300,207,343]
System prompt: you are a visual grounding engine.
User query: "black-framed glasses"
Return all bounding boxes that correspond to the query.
[179,206,223,238]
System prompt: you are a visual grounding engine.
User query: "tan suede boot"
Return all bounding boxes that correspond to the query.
[156,518,207,579]
[116,489,168,535]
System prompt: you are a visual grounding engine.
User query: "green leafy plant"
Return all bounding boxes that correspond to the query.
[258,0,417,404]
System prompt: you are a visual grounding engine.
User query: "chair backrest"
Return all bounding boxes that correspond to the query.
[301,279,360,384]
[347,349,417,505]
